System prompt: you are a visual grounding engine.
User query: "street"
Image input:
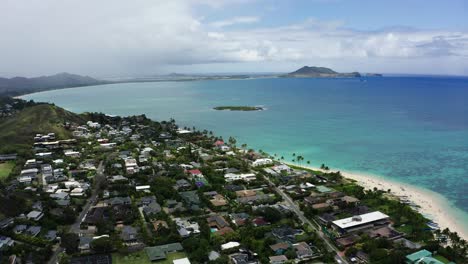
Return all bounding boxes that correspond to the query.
[47,161,105,264]
[264,176,349,264]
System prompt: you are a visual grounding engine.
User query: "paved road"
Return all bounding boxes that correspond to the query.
[264,177,349,264]
[48,161,105,264]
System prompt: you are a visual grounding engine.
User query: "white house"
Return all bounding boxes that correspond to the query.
[252,158,273,167]
[224,173,257,182]
[70,188,85,197]
[221,241,240,250]
[64,150,80,158]
[136,185,151,191]
[27,211,44,221]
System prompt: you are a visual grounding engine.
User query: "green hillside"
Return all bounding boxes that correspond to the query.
[0,103,84,154]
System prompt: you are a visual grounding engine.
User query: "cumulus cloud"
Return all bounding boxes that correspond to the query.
[210,16,260,28]
[0,0,467,76]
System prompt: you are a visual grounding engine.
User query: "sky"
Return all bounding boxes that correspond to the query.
[1,0,468,77]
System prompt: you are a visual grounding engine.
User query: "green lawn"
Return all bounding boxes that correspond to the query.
[395,224,413,234]
[434,255,451,263]
[0,162,15,180]
[112,251,187,264]
[113,251,151,264]
[158,252,187,264]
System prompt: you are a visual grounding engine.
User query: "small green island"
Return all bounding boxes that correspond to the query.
[213,106,264,111]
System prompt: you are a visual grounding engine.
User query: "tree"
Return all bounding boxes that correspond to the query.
[90,237,113,253]
[61,233,79,254]
[259,207,282,223]
[228,136,237,147]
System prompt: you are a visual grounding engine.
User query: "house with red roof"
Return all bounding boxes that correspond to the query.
[187,169,202,177]
[214,140,224,146]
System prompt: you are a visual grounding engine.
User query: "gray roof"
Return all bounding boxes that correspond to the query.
[143,202,162,215]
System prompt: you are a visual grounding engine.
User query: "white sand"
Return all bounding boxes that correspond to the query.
[286,162,468,240]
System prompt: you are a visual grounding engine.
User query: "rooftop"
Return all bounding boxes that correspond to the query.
[332,211,389,229]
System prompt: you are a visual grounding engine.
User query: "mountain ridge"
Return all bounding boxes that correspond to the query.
[0,72,107,96]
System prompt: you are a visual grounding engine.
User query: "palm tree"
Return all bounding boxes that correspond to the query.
[307,160,310,165]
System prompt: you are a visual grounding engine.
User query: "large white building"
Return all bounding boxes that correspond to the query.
[332,211,389,233]
[224,173,256,182]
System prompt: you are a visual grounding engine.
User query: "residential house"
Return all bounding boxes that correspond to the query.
[174,218,200,237]
[224,173,256,182]
[269,242,290,255]
[143,201,162,216]
[230,213,250,226]
[26,226,41,237]
[106,196,131,207]
[293,242,314,260]
[252,158,273,167]
[271,227,303,243]
[180,191,201,211]
[0,236,14,250]
[405,249,444,264]
[120,225,138,243]
[207,215,233,235]
[269,255,288,264]
[331,211,390,234]
[13,225,27,234]
[26,210,43,221]
[145,243,184,261]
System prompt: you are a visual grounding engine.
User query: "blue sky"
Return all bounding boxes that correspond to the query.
[1,0,467,77]
[198,0,467,31]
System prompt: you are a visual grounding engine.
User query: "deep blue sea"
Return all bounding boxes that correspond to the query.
[23,76,468,228]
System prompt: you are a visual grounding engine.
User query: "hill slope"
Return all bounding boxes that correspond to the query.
[0,104,85,154]
[286,66,361,78]
[0,72,107,96]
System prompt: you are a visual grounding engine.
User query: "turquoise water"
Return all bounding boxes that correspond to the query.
[22,76,468,226]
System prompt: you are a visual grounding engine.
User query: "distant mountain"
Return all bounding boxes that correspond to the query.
[285,66,361,78]
[0,72,107,96]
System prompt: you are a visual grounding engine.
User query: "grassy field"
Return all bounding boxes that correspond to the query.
[0,162,15,180]
[434,255,451,263]
[157,252,187,264]
[112,251,187,264]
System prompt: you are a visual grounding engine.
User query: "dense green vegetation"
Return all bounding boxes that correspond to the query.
[213,106,264,111]
[0,103,84,154]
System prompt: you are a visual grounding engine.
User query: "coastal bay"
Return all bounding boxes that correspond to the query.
[22,76,468,236]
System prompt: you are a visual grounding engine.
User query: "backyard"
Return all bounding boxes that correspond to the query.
[0,162,14,181]
[113,251,187,264]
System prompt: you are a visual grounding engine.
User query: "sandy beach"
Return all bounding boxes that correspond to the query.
[286,162,468,241]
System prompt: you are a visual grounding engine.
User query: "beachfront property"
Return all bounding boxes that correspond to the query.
[331,211,390,234]
[405,249,444,264]
[224,172,256,182]
[252,158,273,167]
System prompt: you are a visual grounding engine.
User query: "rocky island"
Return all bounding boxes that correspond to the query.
[284,66,362,78]
[213,106,264,111]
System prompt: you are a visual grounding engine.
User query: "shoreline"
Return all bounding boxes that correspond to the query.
[285,162,468,240]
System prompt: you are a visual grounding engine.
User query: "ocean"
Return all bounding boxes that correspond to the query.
[22,76,468,227]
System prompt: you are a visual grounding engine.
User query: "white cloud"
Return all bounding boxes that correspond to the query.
[0,0,467,76]
[210,16,260,28]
